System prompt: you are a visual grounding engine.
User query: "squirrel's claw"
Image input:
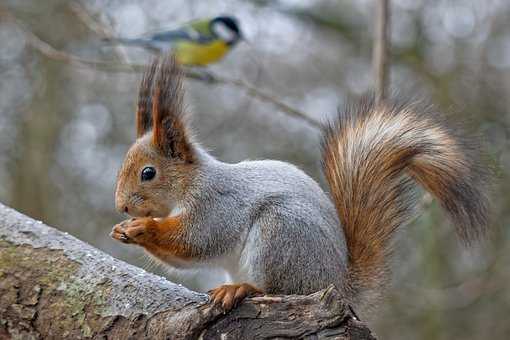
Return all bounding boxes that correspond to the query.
[110,224,133,244]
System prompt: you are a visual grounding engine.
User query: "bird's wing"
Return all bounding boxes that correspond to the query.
[188,18,215,37]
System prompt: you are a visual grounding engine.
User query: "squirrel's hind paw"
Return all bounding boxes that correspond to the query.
[208,283,263,311]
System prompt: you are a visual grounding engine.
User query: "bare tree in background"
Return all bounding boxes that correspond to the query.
[373,0,390,104]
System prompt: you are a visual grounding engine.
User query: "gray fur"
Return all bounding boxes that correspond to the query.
[179,148,348,295]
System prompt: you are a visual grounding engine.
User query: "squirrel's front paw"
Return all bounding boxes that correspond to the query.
[110,217,155,245]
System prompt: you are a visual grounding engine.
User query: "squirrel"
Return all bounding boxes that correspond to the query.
[111,55,490,313]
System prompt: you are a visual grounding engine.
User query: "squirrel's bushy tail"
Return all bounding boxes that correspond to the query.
[321,97,490,306]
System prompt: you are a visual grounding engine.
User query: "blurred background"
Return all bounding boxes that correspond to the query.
[0,0,509,338]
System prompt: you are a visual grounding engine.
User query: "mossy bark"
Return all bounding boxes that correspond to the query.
[0,203,376,339]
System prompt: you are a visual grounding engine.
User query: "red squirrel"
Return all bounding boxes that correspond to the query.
[111,55,490,313]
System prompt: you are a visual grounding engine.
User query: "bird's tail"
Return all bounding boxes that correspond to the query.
[321,97,490,308]
[102,37,152,48]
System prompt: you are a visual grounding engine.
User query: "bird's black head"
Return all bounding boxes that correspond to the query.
[210,16,242,46]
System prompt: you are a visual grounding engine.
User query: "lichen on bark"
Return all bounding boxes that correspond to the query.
[0,240,114,338]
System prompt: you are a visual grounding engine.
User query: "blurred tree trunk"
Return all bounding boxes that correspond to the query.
[9,1,86,224]
[0,203,376,339]
[373,0,390,104]
[10,59,64,222]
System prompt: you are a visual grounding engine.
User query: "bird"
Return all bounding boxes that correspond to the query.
[106,16,243,66]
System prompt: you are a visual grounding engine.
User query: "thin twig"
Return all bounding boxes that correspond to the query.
[373,0,391,104]
[212,75,322,128]
[0,6,140,71]
[68,2,132,64]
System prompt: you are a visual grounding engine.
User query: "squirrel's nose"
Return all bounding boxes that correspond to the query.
[115,198,129,215]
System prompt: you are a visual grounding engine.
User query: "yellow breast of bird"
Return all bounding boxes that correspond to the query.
[174,40,230,66]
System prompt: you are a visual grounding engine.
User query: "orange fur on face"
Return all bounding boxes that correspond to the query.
[114,136,197,218]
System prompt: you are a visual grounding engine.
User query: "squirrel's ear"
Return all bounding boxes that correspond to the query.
[151,56,194,163]
[136,59,158,138]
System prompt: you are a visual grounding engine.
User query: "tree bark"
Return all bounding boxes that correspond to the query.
[0,203,376,339]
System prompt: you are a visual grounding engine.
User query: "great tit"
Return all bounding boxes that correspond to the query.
[107,16,242,66]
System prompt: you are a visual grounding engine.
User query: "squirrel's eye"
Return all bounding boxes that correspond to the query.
[141,166,156,181]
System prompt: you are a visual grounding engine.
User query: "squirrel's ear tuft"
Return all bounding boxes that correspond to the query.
[151,55,194,163]
[136,59,158,138]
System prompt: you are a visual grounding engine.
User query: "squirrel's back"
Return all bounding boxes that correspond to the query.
[199,157,342,232]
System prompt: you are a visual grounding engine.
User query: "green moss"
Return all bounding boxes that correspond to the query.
[0,239,112,337]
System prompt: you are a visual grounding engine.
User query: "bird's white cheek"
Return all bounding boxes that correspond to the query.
[213,24,236,42]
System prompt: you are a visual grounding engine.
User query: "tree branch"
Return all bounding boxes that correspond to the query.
[0,203,375,339]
